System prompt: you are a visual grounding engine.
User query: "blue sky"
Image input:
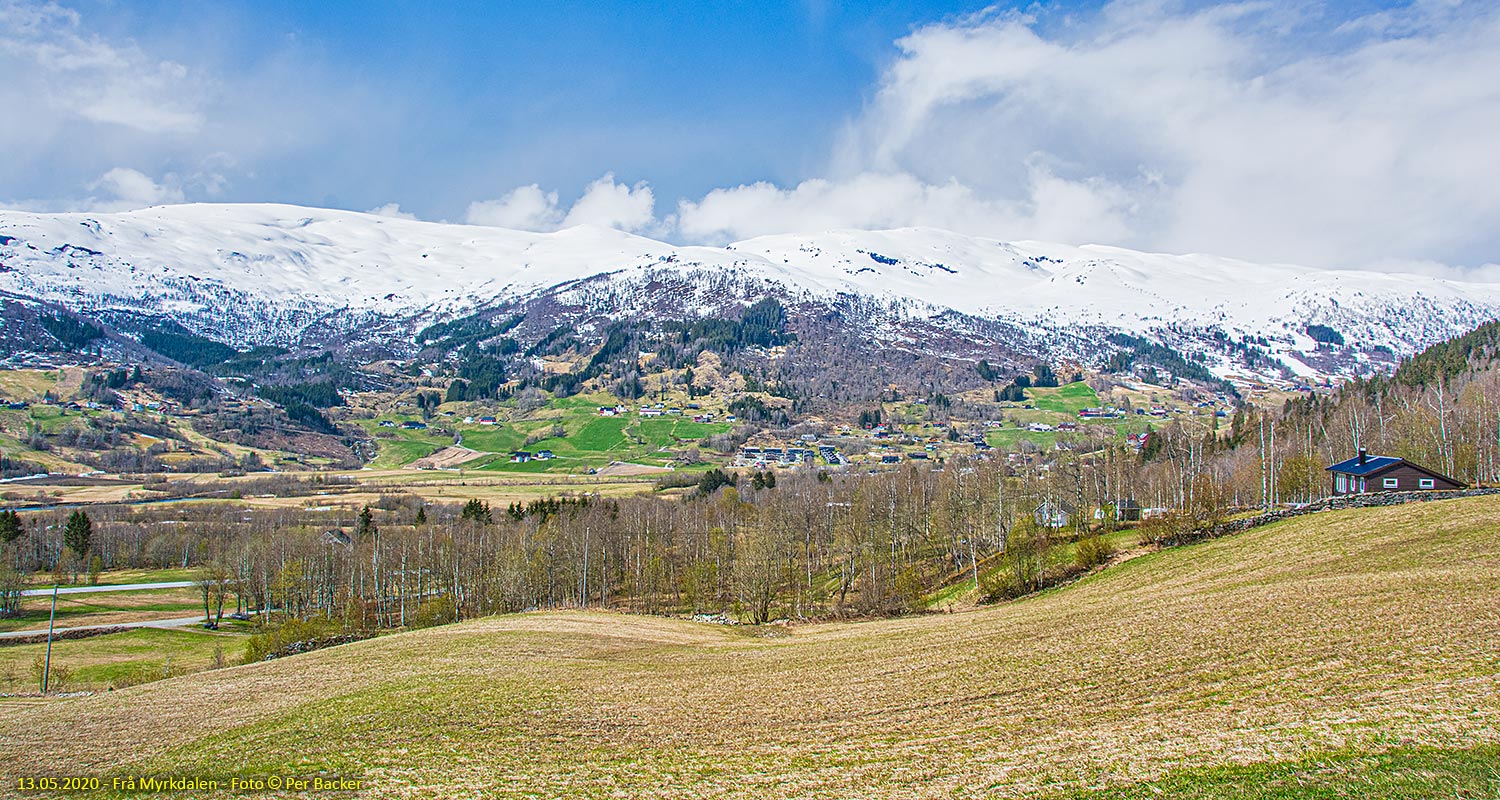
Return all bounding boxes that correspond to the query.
[24,0,1003,215]
[3,0,1499,272]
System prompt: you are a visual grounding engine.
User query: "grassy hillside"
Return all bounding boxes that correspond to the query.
[2,497,1498,798]
[355,392,731,474]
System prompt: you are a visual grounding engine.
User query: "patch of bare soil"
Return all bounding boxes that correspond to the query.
[596,461,673,477]
[410,446,487,470]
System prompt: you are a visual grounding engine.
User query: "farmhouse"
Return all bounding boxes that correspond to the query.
[1326,449,1464,495]
[1034,499,1078,529]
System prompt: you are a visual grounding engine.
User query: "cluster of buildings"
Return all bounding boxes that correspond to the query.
[598,403,723,423]
[1033,499,1148,529]
[818,445,847,465]
[380,419,431,430]
[19,395,178,416]
[734,446,819,468]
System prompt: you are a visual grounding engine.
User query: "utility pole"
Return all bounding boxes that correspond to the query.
[42,583,58,694]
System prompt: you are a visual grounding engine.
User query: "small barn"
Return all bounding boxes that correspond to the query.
[1326,449,1465,495]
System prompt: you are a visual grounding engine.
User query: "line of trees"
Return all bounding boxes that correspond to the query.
[4,340,1499,632]
[0,461,1048,625]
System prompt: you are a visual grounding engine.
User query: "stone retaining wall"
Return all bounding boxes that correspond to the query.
[263,632,374,661]
[0,625,129,647]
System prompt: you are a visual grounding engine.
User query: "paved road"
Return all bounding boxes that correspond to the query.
[0,615,210,640]
[21,581,195,597]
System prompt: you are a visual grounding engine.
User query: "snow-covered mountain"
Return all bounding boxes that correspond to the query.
[3,203,1499,377]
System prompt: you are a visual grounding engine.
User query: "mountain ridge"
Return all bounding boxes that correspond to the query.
[4,202,1499,378]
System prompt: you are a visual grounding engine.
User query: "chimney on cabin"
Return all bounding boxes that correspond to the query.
[1358,448,1368,466]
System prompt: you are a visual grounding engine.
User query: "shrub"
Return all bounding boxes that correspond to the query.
[1075,535,1115,570]
[1137,509,1216,547]
[654,472,700,491]
[241,617,341,664]
[109,665,157,690]
[48,664,72,693]
[980,520,1050,600]
[408,595,457,629]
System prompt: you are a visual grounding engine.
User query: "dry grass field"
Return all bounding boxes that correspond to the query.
[2,496,1498,798]
[0,468,663,510]
[0,627,247,695]
[0,585,202,634]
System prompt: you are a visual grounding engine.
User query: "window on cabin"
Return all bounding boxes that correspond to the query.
[1336,474,1347,493]
[1420,478,1435,489]
[1383,477,1398,488]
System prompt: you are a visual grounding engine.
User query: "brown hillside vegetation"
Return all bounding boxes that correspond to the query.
[2,497,1499,798]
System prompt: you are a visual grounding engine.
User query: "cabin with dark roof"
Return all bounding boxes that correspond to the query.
[1326,449,1464,495]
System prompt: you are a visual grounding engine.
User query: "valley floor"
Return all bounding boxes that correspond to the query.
[2,497,1499,798]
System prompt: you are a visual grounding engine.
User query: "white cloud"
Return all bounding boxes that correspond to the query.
[465,184,564,230]
[0,0,206,139]
[467,175,658,234]
[676,0,1500,269]
[87,167,184,210]
[8,0,1500,273]
[366,203,418,220]
[4,165,224,213]
[562,174,656,232]
[0,0,403,215]
[676,167,1134,244]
